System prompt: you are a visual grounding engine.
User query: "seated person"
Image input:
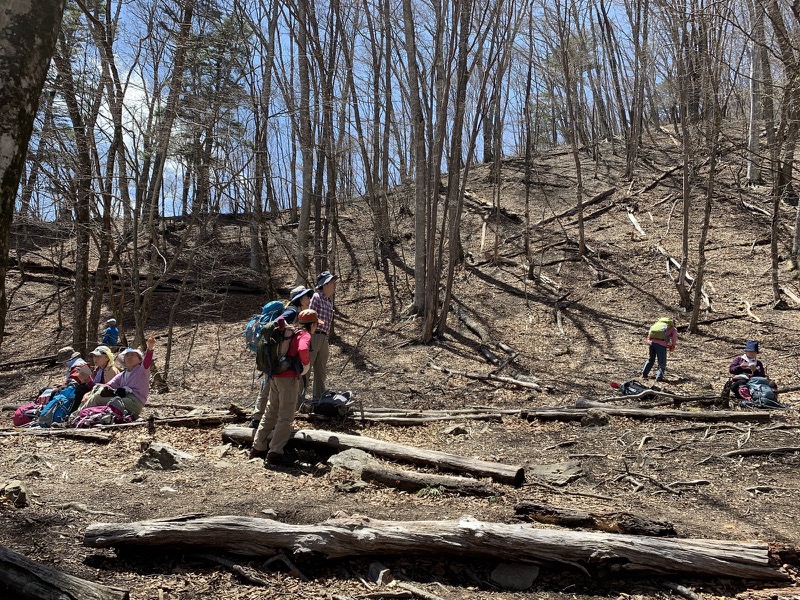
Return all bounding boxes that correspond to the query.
[89,345,120,384]
[102,318,119,346]
[75,334,156,419]
[53,346,93,406]
[728,340,770,398]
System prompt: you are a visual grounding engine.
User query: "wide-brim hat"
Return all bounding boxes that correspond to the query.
[315,270,337,289]
[744,340,760,353]
[90,345,115,363]
[289,286,313,304]
[56,346,78,363]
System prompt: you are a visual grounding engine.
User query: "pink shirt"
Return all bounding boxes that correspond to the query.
[647,327,678,350]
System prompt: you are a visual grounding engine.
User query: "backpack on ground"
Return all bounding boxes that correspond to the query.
[255,321,300,376]
[739,377,786,409]
[648,318,673,341]
[38,384,78,427]
[13,403,42,427]
[244,300,286,352]
[615,380,665,400]
[307,390,357,418]
[69,399,131,428]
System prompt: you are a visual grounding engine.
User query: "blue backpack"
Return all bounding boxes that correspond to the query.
[38,384,78,427]
[244,300,285,352]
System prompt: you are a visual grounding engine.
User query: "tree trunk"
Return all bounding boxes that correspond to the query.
[0,544,129,600]
[82,514,783,580]
[360,462,498,497]
[0,0,68,351]
[222,426,524,485]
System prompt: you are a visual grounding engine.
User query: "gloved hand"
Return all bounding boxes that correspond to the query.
[114,387,127,398]
[99,386,115,398]
[301,363,310,376]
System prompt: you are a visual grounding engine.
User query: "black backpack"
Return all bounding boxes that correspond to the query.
[255,322,300,376]
[307,391,356,418]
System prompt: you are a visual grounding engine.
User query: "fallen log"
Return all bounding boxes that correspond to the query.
[514,503,676,536]
[430,363,541,391]
[222,426,525,486]
[351,414,503,426]
[0,544,129,599]
[96,413,239,430]
[0,428,112,443]
[82,514,784,580]
[574,400,773,423]
[360,462,498,497]
[722,447,800,458]
[535,187,615,227]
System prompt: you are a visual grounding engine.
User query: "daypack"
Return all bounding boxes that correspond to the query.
[38,384,78,427]
[307,390,356,418]
[619,380,664,398]
[648,318,673,341]
[256,321,300,375]
[244,300,286,352]
[13,403,41,427]
[69,399,131,428]
[739,377,786,409]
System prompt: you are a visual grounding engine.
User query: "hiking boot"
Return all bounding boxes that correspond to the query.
[655,375,666,382]
[249,447,268,460]
[266,451,291,466]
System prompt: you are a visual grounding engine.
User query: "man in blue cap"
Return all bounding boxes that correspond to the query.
[308,271,337,401]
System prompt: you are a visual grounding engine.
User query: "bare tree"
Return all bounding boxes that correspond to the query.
[0,0,67,351]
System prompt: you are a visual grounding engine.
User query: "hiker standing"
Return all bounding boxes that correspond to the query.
[640,317,678,382]
[308,271,337,401]
[101,318,119,346]
[250,309,317,466]
[249,286,314,428]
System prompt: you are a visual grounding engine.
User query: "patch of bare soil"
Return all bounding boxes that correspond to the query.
[2,133,800,599]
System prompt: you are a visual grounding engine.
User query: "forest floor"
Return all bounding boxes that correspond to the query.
[2,131,800,599]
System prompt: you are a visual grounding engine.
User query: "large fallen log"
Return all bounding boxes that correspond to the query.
[514,503,676,536]
[574,400,773,423]
[0,544,129,600]
[222,426,524,486]
[83,514,784,580]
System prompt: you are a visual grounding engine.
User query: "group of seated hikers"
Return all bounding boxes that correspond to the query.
[13,333,156,428]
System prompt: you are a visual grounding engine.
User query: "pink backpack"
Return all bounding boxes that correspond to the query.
[13,403,41,427]
[69,402,132,428]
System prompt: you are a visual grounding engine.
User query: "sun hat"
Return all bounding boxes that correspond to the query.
[90,345,115,363]
[289,286,313,304]
[744,340,760,353]
[122,348,144,361]
[56,346,80,363]
[315,270,337,289]
[298,309,324,328]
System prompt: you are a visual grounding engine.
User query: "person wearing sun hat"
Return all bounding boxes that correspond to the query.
[730,340,767,378]
[89,345,120,384]
[308,271,337,402]
[248,285,315,428]
[280,285,313,324]
[75,333,156,418]
[250,309,317,465]
[56,346,93,386]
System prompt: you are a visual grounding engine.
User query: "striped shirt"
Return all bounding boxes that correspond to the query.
[310,290,334,334]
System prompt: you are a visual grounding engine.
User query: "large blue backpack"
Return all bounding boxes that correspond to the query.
[244,300,285,352]
[38,384,78,427]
